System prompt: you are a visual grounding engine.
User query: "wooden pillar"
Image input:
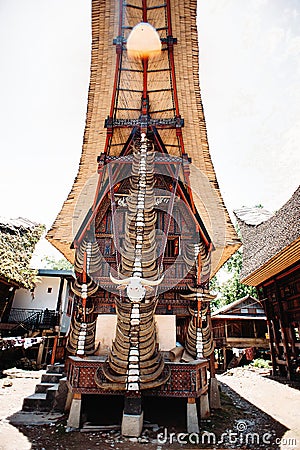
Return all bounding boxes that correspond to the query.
[289,324,297,357]
[199,392,210,419]
[223,346,227,371]
[253,320,257,338]
[274,280,292,379]
[262,289,278,376]
[51,335,58,365]
[36,339,45,368]
[271,320,281,355]
[209,353,221,409]
[267,319,277,376]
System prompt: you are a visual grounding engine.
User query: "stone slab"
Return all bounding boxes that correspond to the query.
[187,401,199,433]
[121,412,144,437]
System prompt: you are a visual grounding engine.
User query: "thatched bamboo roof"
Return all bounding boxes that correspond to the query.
[235,185,300,286]
[46,0,240,276]
[0,218,44,289]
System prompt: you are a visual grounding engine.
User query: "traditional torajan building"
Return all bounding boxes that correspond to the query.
[47,0,240,435]
[235,186,300,380]
[212,295,269,371]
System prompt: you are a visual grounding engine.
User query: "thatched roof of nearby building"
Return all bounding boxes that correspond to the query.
[0,217,44,289]
[235,186,300,286]
[46,0,240,276]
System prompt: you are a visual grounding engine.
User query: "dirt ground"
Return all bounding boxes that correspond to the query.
[0,367,299,450]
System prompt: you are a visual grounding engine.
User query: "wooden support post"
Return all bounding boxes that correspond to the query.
[279,320,292,379]
[209,353,221,409]
[274,280,292,379]
[199,392,210,419]
[209,353,216,378]
[253,320,257,338]
[51,335,58,365]
[36,339,45,369]
[267,319,277,376]
[223,346,227,371]
[289,325,297,357]
[262,290,277,376]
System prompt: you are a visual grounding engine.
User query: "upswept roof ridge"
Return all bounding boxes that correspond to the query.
[46,0,240,275]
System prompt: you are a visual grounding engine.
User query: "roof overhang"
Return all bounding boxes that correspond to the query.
[241,237,300,286]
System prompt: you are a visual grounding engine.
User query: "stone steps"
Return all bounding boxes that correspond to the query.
[46,364,64,374]
[41,372,63,384]
[21,363,66,413]
[35,382,55,393]
[22,393,52,412]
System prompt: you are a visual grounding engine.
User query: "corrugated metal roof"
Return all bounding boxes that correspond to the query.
[211,314,266,320]
[0,217,39,230]
[211,295,262,316]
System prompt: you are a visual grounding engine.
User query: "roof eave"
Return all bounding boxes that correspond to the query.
[241,237,300,286]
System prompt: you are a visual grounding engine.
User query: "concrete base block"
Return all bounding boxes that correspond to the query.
[53,377,68,412]
[65,389,73,412]
[121,411,144,437]
[200,392,210,419]
[209,377,221,409]
[187,402,199,433]
[67,398,82,429]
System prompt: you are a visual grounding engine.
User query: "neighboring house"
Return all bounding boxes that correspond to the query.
[235,186,300,380]
[0,217,44,334]
[8,269,75,336]
[211,295,269,371]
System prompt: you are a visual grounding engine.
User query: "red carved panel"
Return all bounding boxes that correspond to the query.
[67,357,208,398]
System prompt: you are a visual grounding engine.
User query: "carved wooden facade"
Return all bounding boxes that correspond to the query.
[46,0,240,430]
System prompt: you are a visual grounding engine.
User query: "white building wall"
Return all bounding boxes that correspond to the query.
[11,275,72,334]
[13,276,61,311]
[60,280,71,334]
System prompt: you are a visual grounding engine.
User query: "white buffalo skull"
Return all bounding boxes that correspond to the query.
[110,274,163,302]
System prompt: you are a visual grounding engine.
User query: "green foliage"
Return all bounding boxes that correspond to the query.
[43,256,73,271]
[251,358,271,368]
[0,224,45,289]
[210,248,257,311]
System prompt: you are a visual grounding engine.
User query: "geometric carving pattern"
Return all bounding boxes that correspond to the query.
[67,356,208,398]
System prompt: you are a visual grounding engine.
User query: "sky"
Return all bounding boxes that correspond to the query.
[0,0,299,259]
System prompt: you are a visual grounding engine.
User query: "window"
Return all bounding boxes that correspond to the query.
[240,308,248,314]
[164,238,180,257]
[47,287,53,294]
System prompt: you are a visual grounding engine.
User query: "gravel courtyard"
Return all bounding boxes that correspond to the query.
[0,367,299,450]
